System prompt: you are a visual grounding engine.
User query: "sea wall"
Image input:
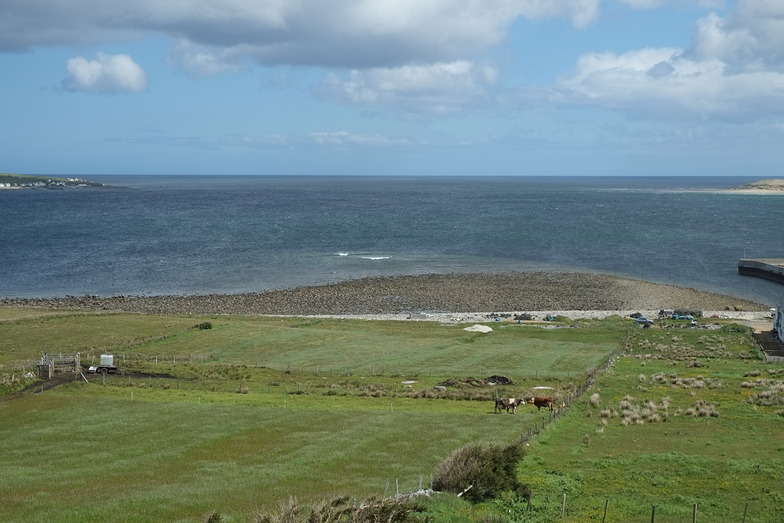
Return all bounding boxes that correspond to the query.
[738,259,784,285]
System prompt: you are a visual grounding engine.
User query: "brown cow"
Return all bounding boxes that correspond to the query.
[526,396,554,412]
[494,398,524,414]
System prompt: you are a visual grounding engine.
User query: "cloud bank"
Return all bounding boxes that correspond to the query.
[3,0,784,122]
[557,1,784,121]
[1,0,601,65]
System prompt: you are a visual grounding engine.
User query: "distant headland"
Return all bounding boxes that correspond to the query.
[726,179,784,194]
[0,173,106,189]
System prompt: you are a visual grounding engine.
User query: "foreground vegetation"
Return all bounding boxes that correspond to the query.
[1,307,782,521]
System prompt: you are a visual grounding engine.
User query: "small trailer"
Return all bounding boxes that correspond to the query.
[87,354,121,375]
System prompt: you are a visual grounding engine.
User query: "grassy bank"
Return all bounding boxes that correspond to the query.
[1,306,782,521]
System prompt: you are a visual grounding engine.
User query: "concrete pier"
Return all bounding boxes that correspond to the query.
[738,258,784,284]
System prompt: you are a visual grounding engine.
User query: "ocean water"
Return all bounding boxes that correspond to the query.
[2,175,783,306]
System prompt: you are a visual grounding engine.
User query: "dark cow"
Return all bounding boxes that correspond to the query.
[494,398,524,414]
[526,396,554,412]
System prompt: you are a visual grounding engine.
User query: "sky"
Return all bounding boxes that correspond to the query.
[2,0,784,176]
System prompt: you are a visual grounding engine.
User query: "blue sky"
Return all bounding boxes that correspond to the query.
[2,0,783,176]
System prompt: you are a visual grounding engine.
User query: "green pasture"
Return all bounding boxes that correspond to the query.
[2,394,524,522]
[517,327,784,522]
[0,309,619,380]
[1,307,782,522]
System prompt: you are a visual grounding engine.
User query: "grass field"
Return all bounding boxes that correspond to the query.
[1,307,782,522]
[517,327,784,522]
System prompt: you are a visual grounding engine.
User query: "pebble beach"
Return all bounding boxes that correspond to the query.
[0,272,771,320]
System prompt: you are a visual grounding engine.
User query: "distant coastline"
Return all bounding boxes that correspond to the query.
[0,173,106,189]
[710,178,784,195]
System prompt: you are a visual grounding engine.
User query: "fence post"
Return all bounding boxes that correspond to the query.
[562,493,566,518]
[602,499,609,523]
[742,502,748,523]
[692,503,697,523]
[651,505,656,523]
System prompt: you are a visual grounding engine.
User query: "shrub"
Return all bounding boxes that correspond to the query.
[589,393,601,407]
[347,497,426,523]
[747,382,784,407]
[606,396,671,425]
[254,495,301,523]
[682,400,719,417]
[253,495,425,523]
[431,442,528,503]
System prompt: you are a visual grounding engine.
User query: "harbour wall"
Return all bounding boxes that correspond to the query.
[738,258,784,285]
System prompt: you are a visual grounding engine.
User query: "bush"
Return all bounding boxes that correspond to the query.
[252,495,425,523]
[589,393,601,407]
[431,442,528,503]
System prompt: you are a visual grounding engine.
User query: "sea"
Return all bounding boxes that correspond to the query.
[2,175,783,306]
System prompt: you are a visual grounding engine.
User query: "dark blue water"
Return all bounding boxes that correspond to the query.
[2,175,783,305]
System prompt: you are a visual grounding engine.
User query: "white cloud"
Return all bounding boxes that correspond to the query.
[618,0,725,8]
[309,130,410,147]
[556,0,784,121]
[316,60,497,114]
[688,4,784,72]
[559,46,784,121]
[166,40,246,77]
[62,53,147,93]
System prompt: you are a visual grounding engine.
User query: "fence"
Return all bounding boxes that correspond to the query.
[520,495,753,522]
[516,346,622,443]
[36,352,81,379]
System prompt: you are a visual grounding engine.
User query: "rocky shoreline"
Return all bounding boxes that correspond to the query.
[0,272,769,316]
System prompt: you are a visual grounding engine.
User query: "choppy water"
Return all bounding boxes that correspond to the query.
[2,175,783,305]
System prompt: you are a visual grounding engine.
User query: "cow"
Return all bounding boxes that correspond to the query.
[494,398,524,414]
[526,396,554,412]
